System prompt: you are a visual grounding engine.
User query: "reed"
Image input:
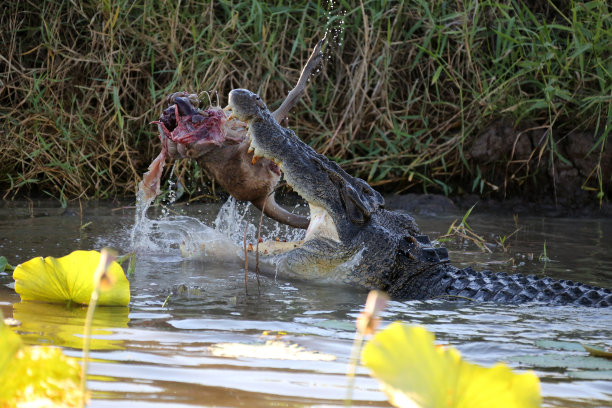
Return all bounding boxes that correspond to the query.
[1,0,610,202]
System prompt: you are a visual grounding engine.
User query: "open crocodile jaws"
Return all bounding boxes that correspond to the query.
[227,88,612,306]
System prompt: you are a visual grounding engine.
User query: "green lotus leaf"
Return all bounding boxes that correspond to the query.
[0,256,8,272]
[13,250,130,306]
[362,322,541,408]
[509,353,612,370]
[534,339,585,352]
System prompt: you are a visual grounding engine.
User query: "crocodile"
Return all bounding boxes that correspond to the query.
[219,88,612,307]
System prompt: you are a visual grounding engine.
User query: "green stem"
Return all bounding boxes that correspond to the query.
[81,282,99,407]
[345,331,364,406]
[80,249,114,407]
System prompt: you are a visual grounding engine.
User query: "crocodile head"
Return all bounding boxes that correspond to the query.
[228,89,422,285]
[229,89,385,240]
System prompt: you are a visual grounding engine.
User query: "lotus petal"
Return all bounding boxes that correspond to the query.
[361,322,541,408]
[13,250,130,306]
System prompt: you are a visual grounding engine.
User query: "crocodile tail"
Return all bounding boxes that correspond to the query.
[438,268,612,307]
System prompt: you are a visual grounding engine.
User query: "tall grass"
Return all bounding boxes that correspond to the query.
[1,0,610,203]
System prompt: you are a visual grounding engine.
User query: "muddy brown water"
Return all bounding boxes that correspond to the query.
[1,199,611,407]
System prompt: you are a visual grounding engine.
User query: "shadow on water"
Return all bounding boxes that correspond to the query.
[1,199,611,407]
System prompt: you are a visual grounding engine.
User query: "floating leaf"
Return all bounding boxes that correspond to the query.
[568,370,612,380]
[13,250,130,306]
[0,311,22,383]
[509,353,612,370]
[0,256,8,272]
[314,319,356,331]
[534,339,584,352]
[362,322,541,408]
[583,344,612,359]
[1,346,84,406]
[0,311,85,406]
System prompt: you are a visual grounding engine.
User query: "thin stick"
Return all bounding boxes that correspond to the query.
[79,197,83,227]
[243,223,249,295]
[345,291,389,406]
[345,331,364,406]
[272,39,324,123]
[81,249,116,408]
[255,196,269,292]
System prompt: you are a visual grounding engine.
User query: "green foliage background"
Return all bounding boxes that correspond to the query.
[1,0,610,204]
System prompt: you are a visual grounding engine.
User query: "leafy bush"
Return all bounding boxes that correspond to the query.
[1,1,609,202]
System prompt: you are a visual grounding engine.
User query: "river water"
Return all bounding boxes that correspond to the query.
[1,199,611,407]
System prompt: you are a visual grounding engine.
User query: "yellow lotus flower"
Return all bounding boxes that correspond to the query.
[13,250,130,306]
[361,322,541,408]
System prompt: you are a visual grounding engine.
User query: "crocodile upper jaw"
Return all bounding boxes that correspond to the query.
[227,89,343,253]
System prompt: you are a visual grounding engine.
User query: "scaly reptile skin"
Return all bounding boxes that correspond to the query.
[221,88,612,307]
[383,234,612,306]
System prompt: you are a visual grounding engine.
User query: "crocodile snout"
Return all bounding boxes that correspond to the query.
[228,89,266,122]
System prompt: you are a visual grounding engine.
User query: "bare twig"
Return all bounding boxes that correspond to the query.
[255,195,269,292]
[346,291,389,405]
[243,223,249,295]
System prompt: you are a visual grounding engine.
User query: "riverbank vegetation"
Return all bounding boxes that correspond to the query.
[1,0,610,205]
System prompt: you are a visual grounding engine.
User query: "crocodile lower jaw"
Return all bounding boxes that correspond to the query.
[250,154,340,256]
[251,204,340,257]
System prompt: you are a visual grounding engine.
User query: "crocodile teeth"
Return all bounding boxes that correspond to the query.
[252,155,261,165]
[248,146,254,154]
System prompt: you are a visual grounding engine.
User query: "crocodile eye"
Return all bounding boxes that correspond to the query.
[254,94,266,109]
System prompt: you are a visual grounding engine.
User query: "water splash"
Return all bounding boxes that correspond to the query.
[131,162,185,251]
[322,0,347,62]
[213,197,256,244]
[214,197,306,247]
[130,183,155,248]
[129,189,306,264]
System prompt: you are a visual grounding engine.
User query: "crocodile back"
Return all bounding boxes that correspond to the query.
[439,267,612,307]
